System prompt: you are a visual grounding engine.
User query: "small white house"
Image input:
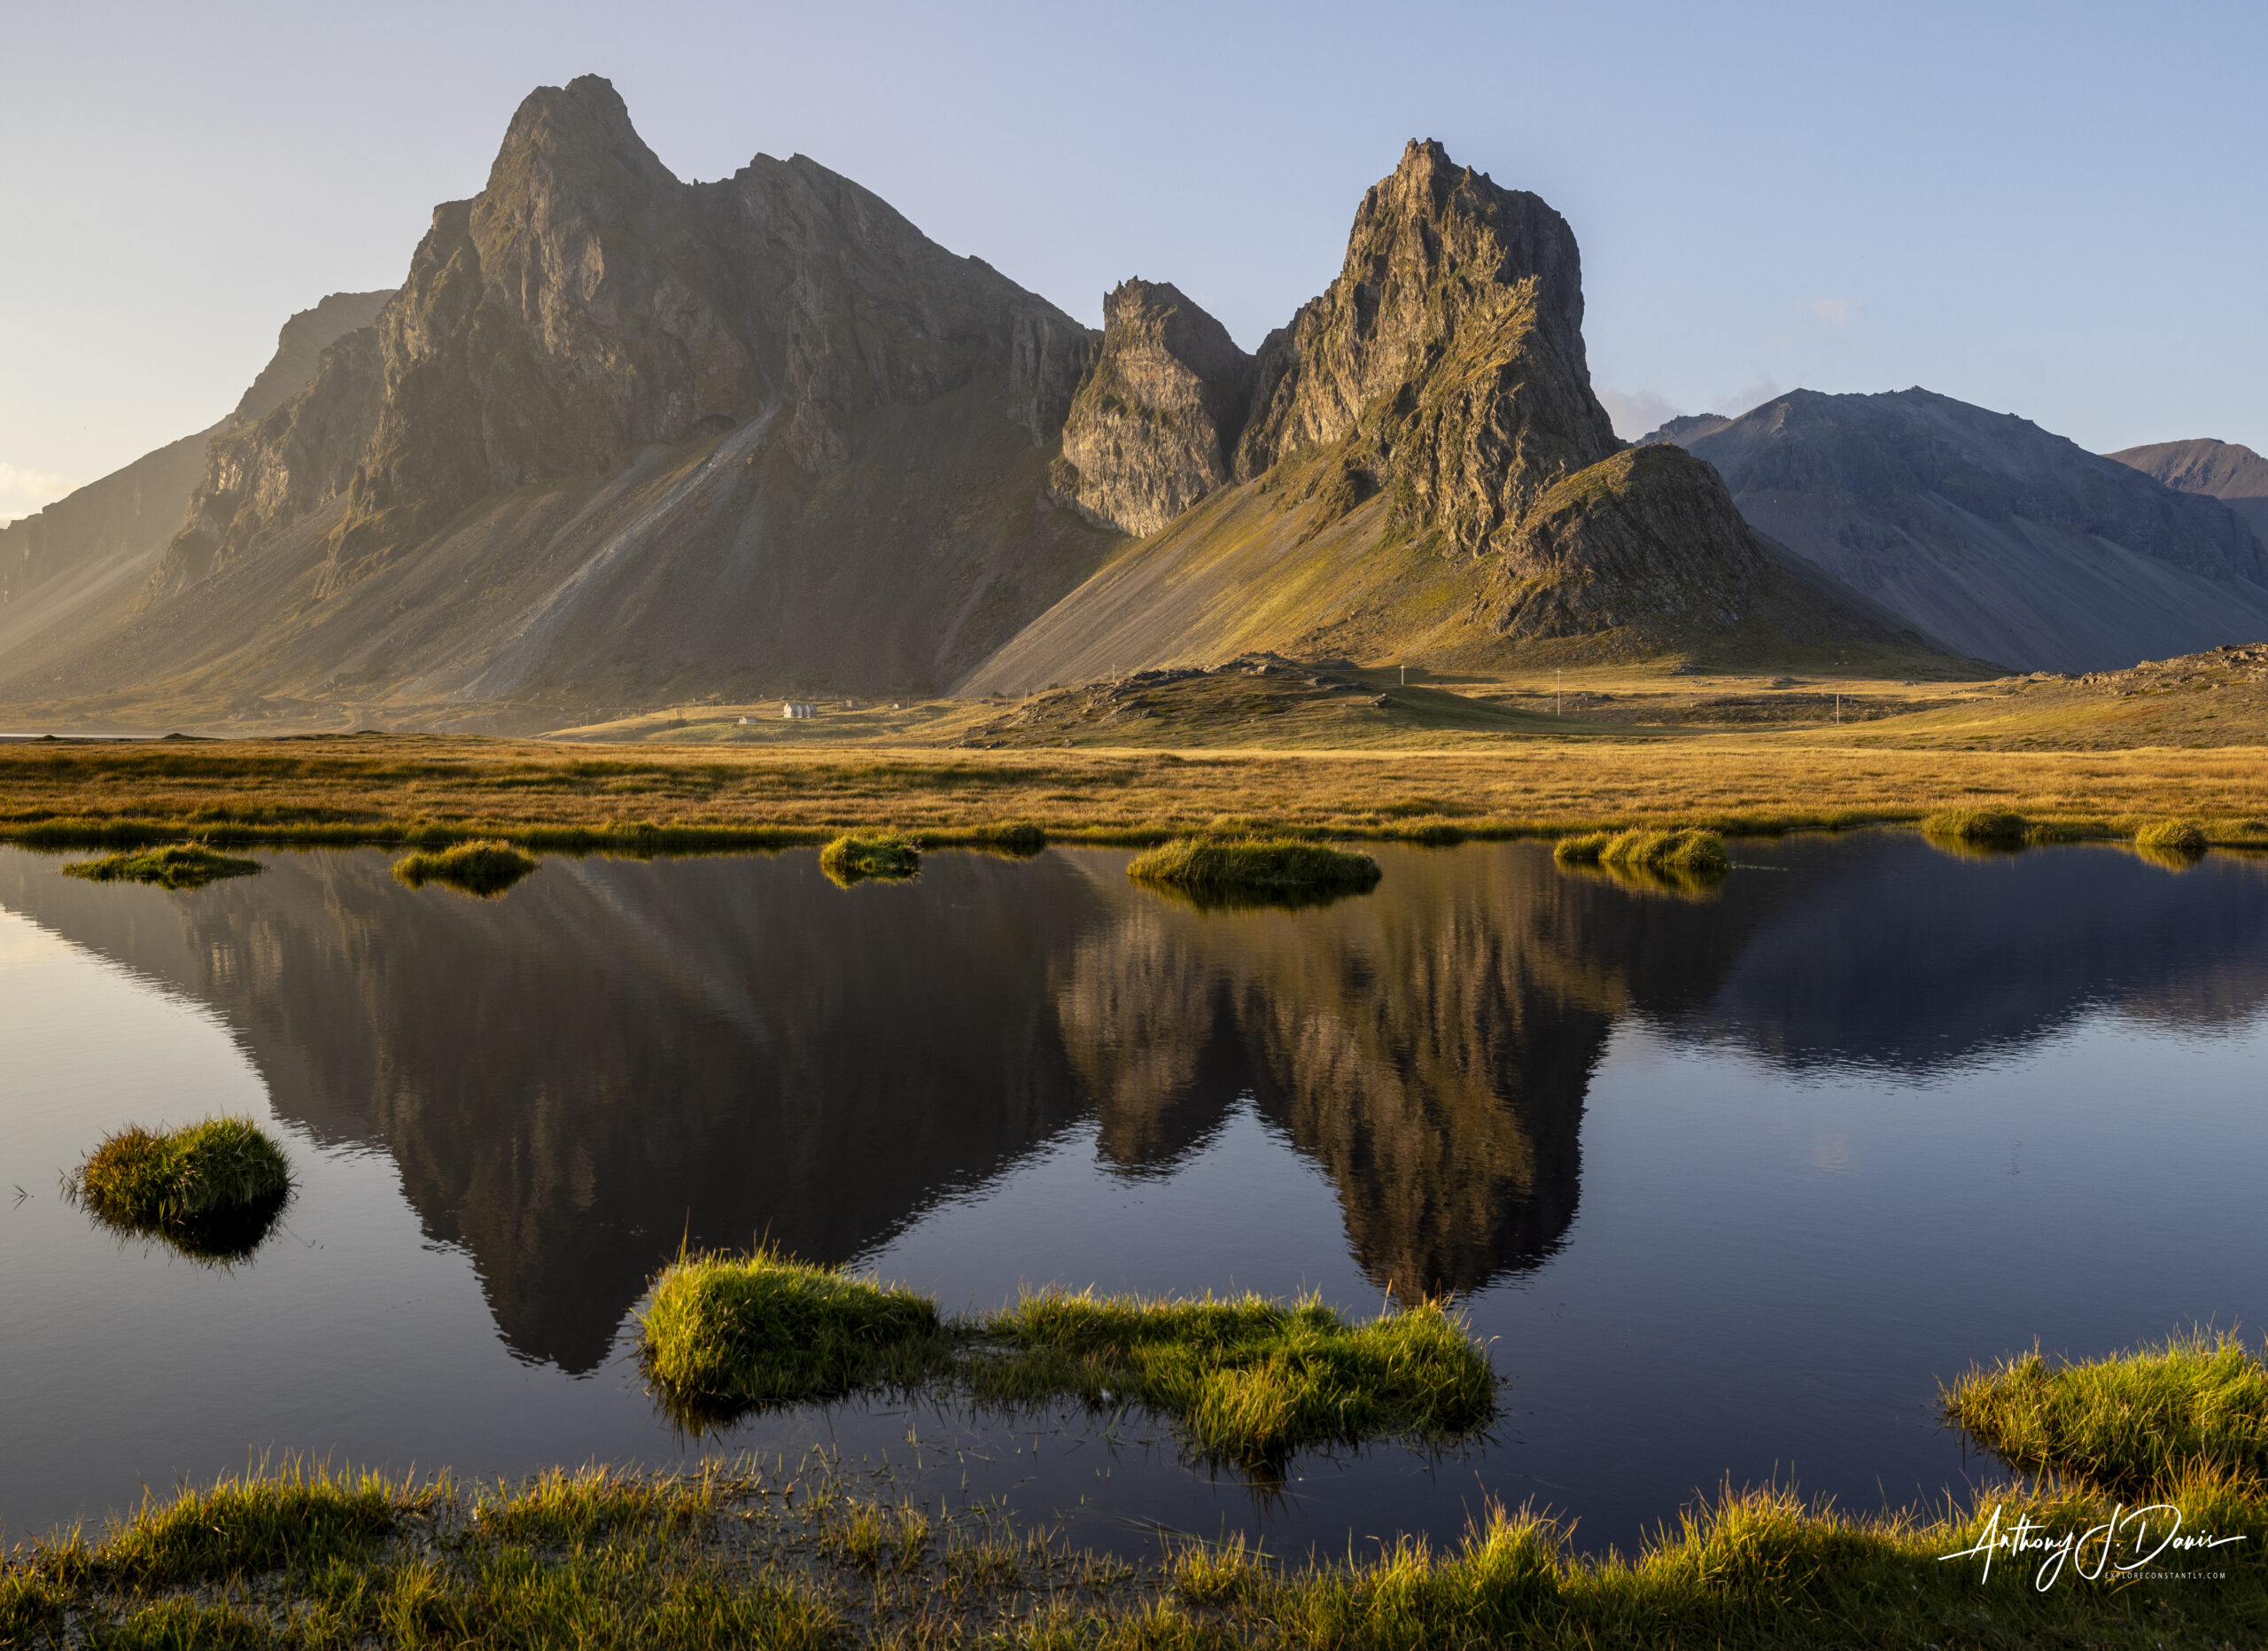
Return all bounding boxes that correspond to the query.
[781,701,819,720]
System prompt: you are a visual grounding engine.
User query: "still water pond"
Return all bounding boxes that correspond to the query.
[4,836,2265,1554]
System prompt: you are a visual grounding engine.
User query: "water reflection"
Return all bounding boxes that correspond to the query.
[3,835,2265,1379]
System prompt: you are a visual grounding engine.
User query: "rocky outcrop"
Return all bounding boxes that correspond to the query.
[2109,438,2268,542]
[1487,446,1768,642]
[1654,390,2268,672]
[1053,279,1254,535]
[1231,139,1619,551]
[154,325,387,597]
[228,290,393,425]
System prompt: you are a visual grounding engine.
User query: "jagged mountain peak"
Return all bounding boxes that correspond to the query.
[486,74,676,198]
[1221,136,1616,552]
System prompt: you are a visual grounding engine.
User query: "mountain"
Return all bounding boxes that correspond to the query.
[0,290,390,671]
[2108,438,2268,543]
[1643,390,2268,674]
[964,142,1961,696]
[0,76,1113,731]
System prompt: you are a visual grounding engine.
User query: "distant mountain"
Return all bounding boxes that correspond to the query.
[0,290,390,668]
[966,143,1960,695]
[1643,389,2268,674]
[0,76,1111,730]
[2108,438,2268,543]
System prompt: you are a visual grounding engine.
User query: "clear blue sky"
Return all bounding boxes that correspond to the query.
[4,0,2262,523]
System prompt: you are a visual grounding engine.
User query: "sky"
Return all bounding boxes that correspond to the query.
[4,0,2263,524]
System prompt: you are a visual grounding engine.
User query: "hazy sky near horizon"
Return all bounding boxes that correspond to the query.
[4,0,2263,524]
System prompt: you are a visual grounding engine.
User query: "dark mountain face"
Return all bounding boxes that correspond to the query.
[2109,438,2268,543]
[971,144,1958,693]
[1649,389,2268,673]
[0,76,1114,729]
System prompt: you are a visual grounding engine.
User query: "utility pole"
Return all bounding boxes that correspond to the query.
[1556,667,1562,717]
[1400,663,1406,687]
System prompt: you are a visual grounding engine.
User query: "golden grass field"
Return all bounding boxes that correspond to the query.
[4,647,2264,849]
[3,728,2264,850]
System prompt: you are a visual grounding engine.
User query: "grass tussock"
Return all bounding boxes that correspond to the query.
[818,830,920,886]
[1550,829,1612,864]
[2136,817,2209,857]
[1596,827,1730,875]
[1125,837,1381,908]
[392,838,539,897]
[1921,807,2032,845]
[972,1291,1495,1472]
[67,1115,291,1261]
[638,1246,944,1425]
[60,841,261,889]
[1945,1328,2268,1492]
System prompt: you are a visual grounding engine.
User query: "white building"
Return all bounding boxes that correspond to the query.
[781,701,819,720]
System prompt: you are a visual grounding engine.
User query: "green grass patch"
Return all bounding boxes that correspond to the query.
[1919,807,2039,848]
[10,1449,2267,1649]
[1945,1329,2268,1492]
[392,839,539,897]
[2136,818,2209,856]
[93,1461,408,1586]
[60,841,261,889]
[67,1115,292,1261]
[638,1247,945,1426]
[1551,829,1612,864]
[970,1291,1495,1472]
[635,1249,1494,1470]
[817,830,920,886]
[1596,827,1730,876]
[1124,836,1381,908]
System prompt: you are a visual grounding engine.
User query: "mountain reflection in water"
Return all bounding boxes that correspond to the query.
[2,834,2263,1377]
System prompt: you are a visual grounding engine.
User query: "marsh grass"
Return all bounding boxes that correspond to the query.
[1944,1329,2268,1492]
[965,819,1047,858]
[2136,818,2209,866]
[61,841,261,889]
[67,1116,291,1261]
[818,830,920,886]
[638,1247,945,1426]
[392,838,539,896]
[1596,827,1730,876]
[969,1291,1495,1472]
[10,1450,2267,1650]
[1550,829,1612,864]
[1124,837,1381,909]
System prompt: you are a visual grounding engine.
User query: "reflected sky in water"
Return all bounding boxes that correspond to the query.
[3,834,2264,1554]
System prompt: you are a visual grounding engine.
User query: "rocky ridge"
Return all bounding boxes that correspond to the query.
[0,290,391,649]
[2109,438,2268,541]
[1650,390,2268,673]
